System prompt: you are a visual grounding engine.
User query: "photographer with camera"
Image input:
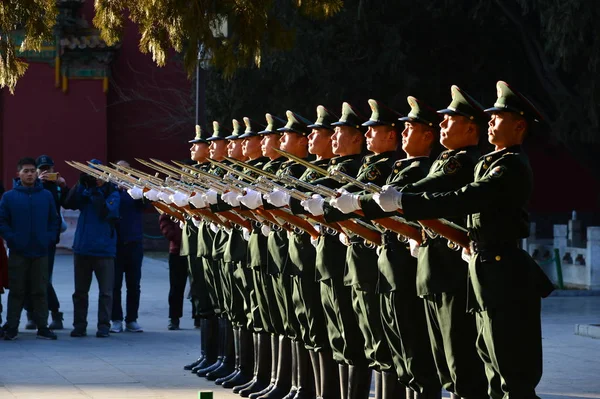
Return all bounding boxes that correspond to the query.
[63,159,120,338]
[22,155,69,331]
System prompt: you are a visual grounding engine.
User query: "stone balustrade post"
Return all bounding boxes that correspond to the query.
[587,227,600,289]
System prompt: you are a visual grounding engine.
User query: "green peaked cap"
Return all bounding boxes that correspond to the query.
[188,124,209,144]
[399,96,441,127]
[226,119,244,140]
[484,81,544,123]
[258,113,285,135]
[239,117,266,138]
[438,85,488,123]
[277,110,311,136]
[307,105,338,130]
[332,102,367,132]
[206,121,230,141]
[362,99,403,127]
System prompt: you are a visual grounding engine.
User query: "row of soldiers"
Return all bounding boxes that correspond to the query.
[158,81,554,399]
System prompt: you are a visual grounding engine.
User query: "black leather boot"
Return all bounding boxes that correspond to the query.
[191,317,218,373]
[223,328,254,388]
[257,335,292,399]
[373,371,382,399]
[415,389,442,399]
[206,318,235,380]
[320,352,340,399]
[309,350,321,398]
[196,317,224,377]
[382,371,405,399]
[234,332,271,394]
[339,363,349,399]
[347,365,371,399]
[292,341,314,399]
[242,334,279,398]
[406,388,416,399]
[216,326,241,385]
[281,339,298,399]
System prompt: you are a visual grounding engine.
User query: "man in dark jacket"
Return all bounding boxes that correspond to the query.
[64,159,120,338]
[0,157,60,340]
[23,155,69,330]
[110,160,149,334]
[159,212,186,330]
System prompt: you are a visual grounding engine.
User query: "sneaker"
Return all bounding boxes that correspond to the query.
[168,318,180,330]
[70,328,87,337]
[37,328,57,340]
[25,317,37,330]
[109,320,123,333]
[96,328,110,338]
[125,321,143,332]
[49,312,64,330]
[4,327,18,341]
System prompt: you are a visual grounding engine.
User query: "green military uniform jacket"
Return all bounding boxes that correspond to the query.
[324,151,397,292]
[360,157,431,292]
[401,145,553,309]
[401,146,480,297]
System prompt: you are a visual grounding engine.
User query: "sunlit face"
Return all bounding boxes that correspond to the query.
[227,139,245,159]
[401,122,432,156]
[279,131,305,153]
[261,134,281,159]
[209,140,228,160]
[308,128,333,156]
[242,136,262,159]
[332,126,361,156]
[439,114,476,150]
[18,163,37,186]
[190,142,209,162]
[365,125,393,154]
[488,112,525,150]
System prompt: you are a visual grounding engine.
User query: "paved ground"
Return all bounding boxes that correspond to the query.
[0,252,599,399]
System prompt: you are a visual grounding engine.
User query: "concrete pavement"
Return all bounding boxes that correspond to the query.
[0,252,599,399]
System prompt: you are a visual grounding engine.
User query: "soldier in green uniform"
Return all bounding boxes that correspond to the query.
[300,102,366,399]
[263,105,340,399]
[183,124,219,373]
[375,81,554,399]
[303,99,399,399]
[374,88,490,399]
[230,114,287,397]
[239,110,314,399]
[193,121,233,378]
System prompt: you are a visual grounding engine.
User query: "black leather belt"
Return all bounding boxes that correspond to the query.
[470,240,519,253]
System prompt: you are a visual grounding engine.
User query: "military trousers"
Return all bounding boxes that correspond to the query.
[201,257,221,314]
[351,288,394,372]
[217,259,233,318]
[270,273,301,340]
[291,275,328,352]
[229,261,252,329]
[476,298,542,399]
[319,278,368,366]
[423,291,488,398]
[251,268,284,335]
[381,291,440,393]
[6,254,49,329]
[188,255,214,318]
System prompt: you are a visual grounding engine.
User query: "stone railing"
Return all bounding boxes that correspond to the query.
[524,224,600,290]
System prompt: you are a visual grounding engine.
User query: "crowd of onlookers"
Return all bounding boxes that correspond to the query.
[0,156,189,340]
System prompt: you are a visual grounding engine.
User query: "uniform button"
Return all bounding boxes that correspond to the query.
[495,255,501,261]
[393,169,398,174]
[483,164,488,169]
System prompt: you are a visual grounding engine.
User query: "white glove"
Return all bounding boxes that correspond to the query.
[209,223,219,234]
[192,218,202,228]
[178,221,184,230]
[301,194,325,216]
[159,191,173,204]
[170,191,190,207]
[203,189,218,205]
[461,248,472,264]
[374,185,402,212]
[409,239,420,258]
[331,192,361,214]
[127,186,144,200]
[238,189,264,209]
[144,188,160,201]
[222,191,241,207]
[188,193,206,208]
[261,225,272,237]
[338,232,349,246]
[242,228,251,241]
[265,189,290,208]
[310,235,319,248]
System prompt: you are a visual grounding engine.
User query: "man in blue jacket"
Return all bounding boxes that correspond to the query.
[0,157,60,340]
[64,159,120,338]
[110,160,149,334]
